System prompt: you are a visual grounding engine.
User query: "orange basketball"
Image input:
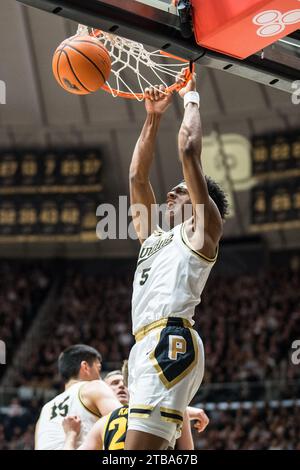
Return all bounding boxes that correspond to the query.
[52,35,111,95]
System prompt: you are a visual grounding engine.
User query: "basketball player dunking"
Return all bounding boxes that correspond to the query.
[124,71,229,450]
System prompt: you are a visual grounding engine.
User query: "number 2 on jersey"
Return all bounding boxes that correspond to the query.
[108,417,127,450]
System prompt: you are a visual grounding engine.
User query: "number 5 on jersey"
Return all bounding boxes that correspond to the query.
[140,268,151,285]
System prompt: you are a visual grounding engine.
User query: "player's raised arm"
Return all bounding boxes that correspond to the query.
[129,86,173,244]
[177,70,222,255]
[178,72,209,221]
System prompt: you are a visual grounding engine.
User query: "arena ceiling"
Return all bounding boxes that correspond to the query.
[0,0,299,257]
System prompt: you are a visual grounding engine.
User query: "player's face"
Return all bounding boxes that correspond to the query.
[105,374,129,405]
[165,182,191,227]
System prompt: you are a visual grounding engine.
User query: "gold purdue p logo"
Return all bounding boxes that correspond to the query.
[168,335,186,361]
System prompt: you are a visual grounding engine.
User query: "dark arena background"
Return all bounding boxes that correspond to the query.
[0,0,300,452]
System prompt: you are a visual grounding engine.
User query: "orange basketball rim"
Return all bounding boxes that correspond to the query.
[74,24,194,101]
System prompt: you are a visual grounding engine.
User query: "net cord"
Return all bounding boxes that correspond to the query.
[76,24,190,101]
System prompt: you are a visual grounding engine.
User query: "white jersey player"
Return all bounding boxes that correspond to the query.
[35,344,121,450]
[125,72,229,450]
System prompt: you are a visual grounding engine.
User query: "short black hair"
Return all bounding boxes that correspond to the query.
[58,344,102,383]
[181,177,229,220]
[205,176,229,219]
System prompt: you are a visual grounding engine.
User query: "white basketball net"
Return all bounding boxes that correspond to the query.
[76,24,190,101]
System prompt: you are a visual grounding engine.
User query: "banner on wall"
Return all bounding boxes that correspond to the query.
[0,149,102,243]
[251,131,300,231]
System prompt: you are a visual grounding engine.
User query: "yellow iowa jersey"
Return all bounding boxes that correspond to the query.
[103,406,128,450]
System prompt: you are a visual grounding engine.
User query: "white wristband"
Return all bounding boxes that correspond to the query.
[184,91,200,109]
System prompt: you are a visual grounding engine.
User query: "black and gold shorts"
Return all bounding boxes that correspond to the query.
[127,317,204,446]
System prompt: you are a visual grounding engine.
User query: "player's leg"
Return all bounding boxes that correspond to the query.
[125,403,178,450]
[126,334,178,449]
[125,430,169,450]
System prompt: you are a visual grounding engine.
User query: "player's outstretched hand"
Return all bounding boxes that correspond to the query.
[177,67,197,98]
[193,409,209,433]
[63,415,81,436]
[144,85,173,115]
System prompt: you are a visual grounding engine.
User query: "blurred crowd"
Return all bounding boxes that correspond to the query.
[0,263,50,379]
[1,396,299,450]
[195,269,300,386]
[10,267,300,391]
[13,272,134,389]
[194,404,300,450]
[0,397,41,450]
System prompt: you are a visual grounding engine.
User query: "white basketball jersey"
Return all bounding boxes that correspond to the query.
[132,222,217,334]
[35,382,99,450]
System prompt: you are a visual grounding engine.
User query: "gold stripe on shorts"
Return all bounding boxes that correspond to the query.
[160,407,183,425]
[134,317,192,342]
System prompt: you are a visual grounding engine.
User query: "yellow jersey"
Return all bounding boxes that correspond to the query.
[102,405,128,450]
